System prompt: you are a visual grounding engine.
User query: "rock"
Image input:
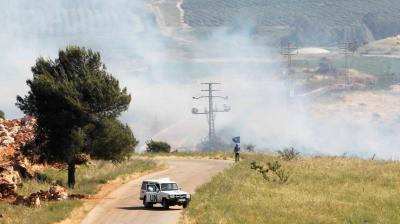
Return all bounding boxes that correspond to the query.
[0,167,21,188]
[57,192,68,200]
[12,164,33,179]
[1,136,14,145]
[49,185,68,200]
[13,195,25,205]
[0,180,17,201]
[68,194,89,200]
[49,185,67,194]
[9,126,20,136]
[27,194,41,207]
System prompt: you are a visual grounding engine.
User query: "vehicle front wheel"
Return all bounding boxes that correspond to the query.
[183,202,189,208]
[162,199,170,209]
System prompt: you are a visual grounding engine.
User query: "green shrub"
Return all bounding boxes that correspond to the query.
[250,160,290,183]
[0,110,5,119]
[277,147,300,161]
[146,140,171,153]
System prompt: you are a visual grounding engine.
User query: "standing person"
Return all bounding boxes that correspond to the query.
[232,136,241,162]
[234,143,240,162]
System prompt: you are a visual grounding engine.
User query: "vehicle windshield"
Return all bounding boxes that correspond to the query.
[161,183,179,191]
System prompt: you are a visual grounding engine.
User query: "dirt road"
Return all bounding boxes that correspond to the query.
[81,159,232,224]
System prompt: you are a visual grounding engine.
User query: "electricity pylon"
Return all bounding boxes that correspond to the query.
[281,42,298,76]
[339,41,353,87]
[192,83,230,142]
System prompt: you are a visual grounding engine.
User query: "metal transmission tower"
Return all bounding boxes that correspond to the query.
[339,41,353,87]
[280,42,298,76]
[192,83,231,142]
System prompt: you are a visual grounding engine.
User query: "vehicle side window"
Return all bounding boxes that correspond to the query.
[141,181,147,190]
[147,185,156,192]
[155,183,160,190]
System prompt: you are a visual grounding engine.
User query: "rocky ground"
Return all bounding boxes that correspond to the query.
[0,116,85,207]
[0,116,35,166]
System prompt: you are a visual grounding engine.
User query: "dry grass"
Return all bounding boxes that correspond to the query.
[143,151,234,160]
[181,153,400,224]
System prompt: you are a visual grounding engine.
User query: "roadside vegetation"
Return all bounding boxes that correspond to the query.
[0,158,160,224]
[182,153,400,224]
[145,140,172,153]
[143,150,233,160]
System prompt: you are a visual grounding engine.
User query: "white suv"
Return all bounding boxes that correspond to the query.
[139,178,191,209]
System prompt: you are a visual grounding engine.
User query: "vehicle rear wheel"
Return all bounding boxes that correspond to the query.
[162,199,169,209]
[143,197,153,209]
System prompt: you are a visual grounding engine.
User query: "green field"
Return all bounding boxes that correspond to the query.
[182,153,400,224]
[0,158,160,224]
[177,0,400,46]
[182,0,400,27]
[293,55,400,76]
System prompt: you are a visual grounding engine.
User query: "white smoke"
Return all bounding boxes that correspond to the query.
[0,0,399,159]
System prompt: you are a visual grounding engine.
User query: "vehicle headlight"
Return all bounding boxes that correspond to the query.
[186,194,191,199]
[168,195,175,199]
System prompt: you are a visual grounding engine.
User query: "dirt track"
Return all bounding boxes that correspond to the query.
[81,159,232,224]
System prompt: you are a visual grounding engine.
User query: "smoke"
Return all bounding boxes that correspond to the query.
[0,0,399,159]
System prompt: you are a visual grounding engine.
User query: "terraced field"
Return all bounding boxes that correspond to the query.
[179,0,400,45]
[181,0,400,27]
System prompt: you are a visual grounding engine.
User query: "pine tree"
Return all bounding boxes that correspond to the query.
[16,46,137,188]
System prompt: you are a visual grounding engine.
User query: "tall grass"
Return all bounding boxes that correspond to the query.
[182,154,400,224]
[1,158,159,224]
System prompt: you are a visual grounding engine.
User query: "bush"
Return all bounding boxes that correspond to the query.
[0,110,4,120]
[146,140,171,153]
[250,160,290,183]
[245,144,256,152]
[277,147,300,161]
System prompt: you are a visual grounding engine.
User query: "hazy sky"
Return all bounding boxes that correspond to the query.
[0,0,399,158]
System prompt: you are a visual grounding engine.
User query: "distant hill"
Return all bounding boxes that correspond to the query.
[181,0,400,46]
[359,35,400,56]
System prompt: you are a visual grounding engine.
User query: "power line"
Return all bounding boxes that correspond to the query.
[192,83,230,142]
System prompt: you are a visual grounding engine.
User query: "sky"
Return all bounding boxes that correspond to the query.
[0,0,399,158]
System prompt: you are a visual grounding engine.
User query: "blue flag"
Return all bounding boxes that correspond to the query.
[232,136,240,144]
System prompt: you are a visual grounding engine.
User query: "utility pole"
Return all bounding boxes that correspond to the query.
[339,41,353,87]
[339,29,353,88]
[192,83,230,142]
[280,42,298,76]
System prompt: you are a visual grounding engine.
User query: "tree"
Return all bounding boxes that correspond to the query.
[0,110,4,120]
[16,46,137,188]
[146,140,171,153]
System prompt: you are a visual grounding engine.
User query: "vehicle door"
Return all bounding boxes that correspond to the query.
[140,181,148,199]
[145,184,158,203]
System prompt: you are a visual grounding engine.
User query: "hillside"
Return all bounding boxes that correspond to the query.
[359,35,400,56]
[179,0,400,46]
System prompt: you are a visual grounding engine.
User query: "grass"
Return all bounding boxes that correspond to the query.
[181,153,400,224]
[1,158,160,224]
[0,200,82,224]
[294,55,400,76]
[143,151,234,160]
